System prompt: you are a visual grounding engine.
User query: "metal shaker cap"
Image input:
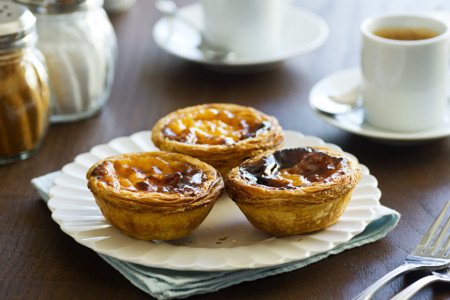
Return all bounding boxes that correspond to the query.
[15,0,99,14]
[0,1,36,50]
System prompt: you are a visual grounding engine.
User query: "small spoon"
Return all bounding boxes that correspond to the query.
[311,86,362,116]
[155,0,236,61]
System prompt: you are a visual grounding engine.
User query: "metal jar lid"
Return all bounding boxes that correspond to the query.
[15,0,100,14]
[0,1,36,50]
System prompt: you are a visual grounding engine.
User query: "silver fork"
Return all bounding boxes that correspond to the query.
[354,201,450,300]
[391,268,450,300]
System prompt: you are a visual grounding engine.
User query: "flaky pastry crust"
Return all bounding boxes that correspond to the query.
[151,103,284,176]
[226,147,361,236]
[86,151,224,240]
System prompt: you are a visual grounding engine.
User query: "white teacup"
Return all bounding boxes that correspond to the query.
[361,14,449,132]
[200,0,289,58]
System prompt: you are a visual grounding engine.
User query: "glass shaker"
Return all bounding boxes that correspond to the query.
[17,0,118,123]
[0,1,50,165]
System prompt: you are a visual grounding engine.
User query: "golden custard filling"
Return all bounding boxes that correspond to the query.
[240,148,348,189]
[162,107,271,145]
[90,156,206,194]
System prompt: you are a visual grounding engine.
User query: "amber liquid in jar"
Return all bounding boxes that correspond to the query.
[0,49,50,164]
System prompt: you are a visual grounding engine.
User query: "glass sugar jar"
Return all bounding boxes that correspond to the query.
[17,0,118,123]
[0,1,50,165]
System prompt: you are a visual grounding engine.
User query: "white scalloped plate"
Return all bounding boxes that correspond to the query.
[48,130,381,271]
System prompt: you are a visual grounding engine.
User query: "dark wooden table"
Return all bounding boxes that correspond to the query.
[2,0,450,299]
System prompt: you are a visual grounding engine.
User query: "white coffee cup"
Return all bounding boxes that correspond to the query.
[361,14,450,132]
[200,0,289,58]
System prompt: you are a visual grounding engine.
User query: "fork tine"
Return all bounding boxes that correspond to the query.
[417,201,450,255]
[431,215,450,256]
[436,233,450,257]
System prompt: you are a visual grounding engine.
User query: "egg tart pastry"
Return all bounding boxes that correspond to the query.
[226,147,361,236]
[151,103,284,176]
[86,151,224,240]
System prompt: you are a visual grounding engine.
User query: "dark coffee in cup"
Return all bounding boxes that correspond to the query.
[361,14,449,132]
[374,27,439,40]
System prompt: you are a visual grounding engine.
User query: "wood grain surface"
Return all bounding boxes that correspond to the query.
[1,0,450,299]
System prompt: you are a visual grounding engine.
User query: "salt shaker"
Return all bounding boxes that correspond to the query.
[17,0,118,122]
[0,1,50,164]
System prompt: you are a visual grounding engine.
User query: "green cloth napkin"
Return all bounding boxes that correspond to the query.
[32,172,400,300]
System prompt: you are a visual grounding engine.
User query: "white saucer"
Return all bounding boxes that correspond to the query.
[152,3,328,70]
[309,68,450,142]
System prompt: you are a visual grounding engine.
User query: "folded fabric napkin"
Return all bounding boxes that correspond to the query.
[32,172,400,300]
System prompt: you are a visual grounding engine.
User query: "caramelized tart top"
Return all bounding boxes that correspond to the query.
[89,153,209,195]
[239,148,349,189]
[162,106,271,145]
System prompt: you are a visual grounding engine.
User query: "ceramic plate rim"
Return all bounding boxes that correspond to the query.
[47,130,381,271]
[309,67,450,141]
[152,3,329,66]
